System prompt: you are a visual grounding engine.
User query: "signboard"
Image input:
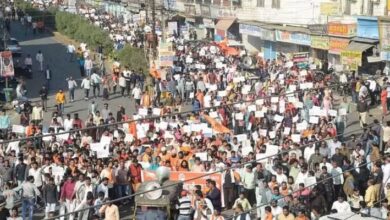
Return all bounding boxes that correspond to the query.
[292,52,309,69]
[329,37,350,54]
[381,51,390,61]
[275,30,311,46]
[378,18,390,51]
[159,51,176,67]
[164,0,176,10]
[341,51,362,70]
[239,24,274,41]
[311,35,329,50]
[320,2,339,16]
[167,21,178,35]
[203,18,214,28]
[328,22,356,37]
[0,51,14,77]
[308,24,328,35]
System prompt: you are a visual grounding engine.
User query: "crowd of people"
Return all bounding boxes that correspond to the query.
[1,1,390,220]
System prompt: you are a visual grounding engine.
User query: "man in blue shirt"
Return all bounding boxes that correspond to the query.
[0,110,10,131]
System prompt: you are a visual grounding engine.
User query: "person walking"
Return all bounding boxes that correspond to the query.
[81,77,91,100]
[39,85,48,111]
[35,50,44,71]
[21,176,41,220]
[118,73,126,97]
[67,44,75,62]
[42,177,58,219]
[84,57,93,77]
[67,76,78,102]
[55,89,66,115]
[91,72,102,98]
[382,87,388,117]
[60,175,76,220]
[45,65,52,91]
[357,96,369,128]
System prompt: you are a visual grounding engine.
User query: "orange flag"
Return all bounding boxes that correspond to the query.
[203,114,232,134]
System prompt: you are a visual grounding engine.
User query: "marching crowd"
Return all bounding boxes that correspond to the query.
[2,1,390,220]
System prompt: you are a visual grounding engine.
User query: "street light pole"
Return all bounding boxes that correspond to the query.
[151,0,156,58]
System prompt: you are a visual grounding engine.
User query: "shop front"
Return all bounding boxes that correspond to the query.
[274,30,311,58]
[379,17,390,73]
[327,22,356,67]
[311,35,329,61]
[215,18,236,41]
[351,17,381,74]
[238,22,276,60]
[328,37,350,66]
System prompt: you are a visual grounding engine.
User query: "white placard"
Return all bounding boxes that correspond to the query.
[242,147,253,156]
[209,112,218,118]
[235,113,244,120]
[196,152,208,161]
[189,92,194,98]
[329,110,337,117]
[294,102,303,108]
[248,105,256,112]
[296,122,308,131]
[283,127,291,135]
[152,108,161,116]
[12,125,25,133]
[291,134,301,143]
[90,142,102,151]
[255,111,264,118]
[218,91,227,97]
[259,129,267,136]
[252,132,259,140]
[309,116,319,124]
[271,97,279,103]
[235,134,247,142]
[269,131,276,139]
[139,108,148,116]
[256,153,268,162]
[255,99,264,105]
[293,115,299,123]
[209,84,218,91]
[339,108,347,116]
[266,144,279,156]
[274,115,284,122]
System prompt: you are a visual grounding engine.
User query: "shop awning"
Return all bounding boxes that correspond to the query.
[345,41,374,52]
[216,18,235,31]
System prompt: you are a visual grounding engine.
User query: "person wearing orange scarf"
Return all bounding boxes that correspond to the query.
[140,91,151,108]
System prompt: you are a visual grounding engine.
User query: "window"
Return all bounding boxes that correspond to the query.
[272,0,280,9]
[257,0,264,7]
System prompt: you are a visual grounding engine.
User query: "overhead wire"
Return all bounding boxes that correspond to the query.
[226,154,390,220]
[0,72,366,145]
[46,114,381,219]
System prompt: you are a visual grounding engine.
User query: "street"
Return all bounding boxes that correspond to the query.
[10,21,137,125]
[6,19,388,220]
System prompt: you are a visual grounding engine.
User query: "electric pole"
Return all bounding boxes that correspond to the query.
[151,0,157,58]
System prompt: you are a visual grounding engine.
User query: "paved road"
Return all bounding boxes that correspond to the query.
[10,21,137,125]
[7,20,388,219]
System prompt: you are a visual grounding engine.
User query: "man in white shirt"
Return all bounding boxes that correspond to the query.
[67,44,75,62]
[66,77,77,102]
[63,114,74,131]
[131,85,142,106]
[84,57,93,77]
[35,51,44,71]
[331,197,351,213]
[80,77,91,100]
[28,162,43,189]
[328,138,342,157]
[90,72,101,98]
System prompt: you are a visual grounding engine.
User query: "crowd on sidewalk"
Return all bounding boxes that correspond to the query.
[2,1,390,220]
